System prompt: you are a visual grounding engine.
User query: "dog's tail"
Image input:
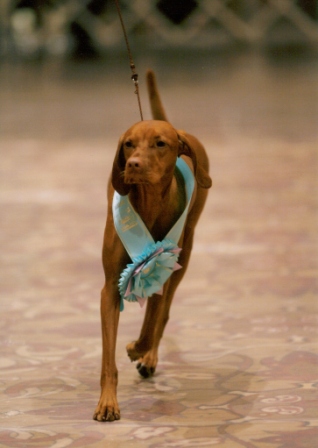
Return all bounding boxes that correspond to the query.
[146,69,168,121]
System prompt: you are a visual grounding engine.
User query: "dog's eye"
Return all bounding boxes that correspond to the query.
[124,141,133,148]
[156,140,166,148]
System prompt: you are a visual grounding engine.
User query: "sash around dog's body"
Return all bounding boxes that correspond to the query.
[113,157,195,311]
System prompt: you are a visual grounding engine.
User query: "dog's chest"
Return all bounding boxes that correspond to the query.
[145,178,186,241]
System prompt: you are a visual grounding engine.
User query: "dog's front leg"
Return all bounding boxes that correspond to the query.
[93,284,121,422]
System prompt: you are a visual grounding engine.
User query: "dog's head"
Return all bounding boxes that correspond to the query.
[112,120,212,195]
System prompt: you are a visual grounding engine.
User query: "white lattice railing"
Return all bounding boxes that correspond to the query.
[1,0,318,58]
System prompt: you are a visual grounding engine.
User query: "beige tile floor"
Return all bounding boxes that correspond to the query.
[0,50,318,447]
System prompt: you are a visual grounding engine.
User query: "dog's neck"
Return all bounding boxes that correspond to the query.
[128,168,186,241]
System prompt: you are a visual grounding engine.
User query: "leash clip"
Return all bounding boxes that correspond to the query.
[131,73,139,84]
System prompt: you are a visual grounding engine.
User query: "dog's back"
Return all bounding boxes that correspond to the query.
[146,70,211,190]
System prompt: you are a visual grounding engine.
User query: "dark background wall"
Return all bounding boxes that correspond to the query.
[1,0,317,60]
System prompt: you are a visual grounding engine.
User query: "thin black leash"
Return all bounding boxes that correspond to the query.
[113,0,144,121]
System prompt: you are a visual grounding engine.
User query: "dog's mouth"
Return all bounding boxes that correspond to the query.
[124,175,148,185]
[124,167,150,185]
[124,162,164,186]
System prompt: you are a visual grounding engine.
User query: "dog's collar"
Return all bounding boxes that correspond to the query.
[113,157,195,311]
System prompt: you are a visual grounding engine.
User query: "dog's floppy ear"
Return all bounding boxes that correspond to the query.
[111,135,131,196]
[178,133,212,189]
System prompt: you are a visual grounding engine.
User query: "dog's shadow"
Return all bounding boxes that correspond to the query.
[119,337,265,425]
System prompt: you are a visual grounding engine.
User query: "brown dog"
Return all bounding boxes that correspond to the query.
[93,70,212,422]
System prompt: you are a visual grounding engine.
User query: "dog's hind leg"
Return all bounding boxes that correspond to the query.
[126,286,174,378]
[126,227,196,378]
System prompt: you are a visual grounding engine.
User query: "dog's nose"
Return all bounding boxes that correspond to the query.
[127,158,141,170]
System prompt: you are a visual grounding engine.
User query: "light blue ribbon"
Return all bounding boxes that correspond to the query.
[113,157,194,311]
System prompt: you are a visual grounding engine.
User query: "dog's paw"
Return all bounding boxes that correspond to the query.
[136,362,156,379]
[93,391,120,422]
[136,349,158,378]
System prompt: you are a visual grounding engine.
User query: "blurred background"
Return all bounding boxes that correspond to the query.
[1,0,318,140]
[1,0,318,59]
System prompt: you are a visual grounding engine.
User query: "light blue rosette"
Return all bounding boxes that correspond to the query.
[113,157,194,311]
[118,240,182,311]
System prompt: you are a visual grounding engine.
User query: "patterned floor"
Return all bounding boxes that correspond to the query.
[1,50,318,447]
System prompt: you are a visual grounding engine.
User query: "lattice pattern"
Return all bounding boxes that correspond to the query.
[2,0,318,58]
